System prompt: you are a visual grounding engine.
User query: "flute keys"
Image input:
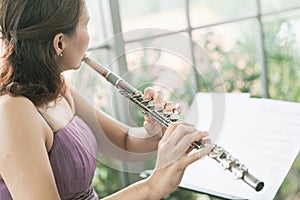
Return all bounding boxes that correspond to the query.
[169,113,180,122]
[190,141,203,150]
[220,159,230,170]
[190,143,200,149]
[146,101,155,110]
[208,146,222,158]
[141,98,152,105]
[233,167,245,179]
[163,110,173,116]
[132,91,143,98]
[194,141,203,148]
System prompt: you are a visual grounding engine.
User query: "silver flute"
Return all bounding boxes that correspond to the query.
[82,55,264,192]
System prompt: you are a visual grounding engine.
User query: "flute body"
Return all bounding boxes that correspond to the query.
[82,56,264,192]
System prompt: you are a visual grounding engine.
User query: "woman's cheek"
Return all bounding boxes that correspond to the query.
[81,30,90,53]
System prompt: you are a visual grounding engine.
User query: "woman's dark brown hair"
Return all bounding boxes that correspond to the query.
[0,0,83,106]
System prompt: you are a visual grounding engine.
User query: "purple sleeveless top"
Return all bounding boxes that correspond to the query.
[0,116,99,200]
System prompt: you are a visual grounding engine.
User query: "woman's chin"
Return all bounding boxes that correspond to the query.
[62,64,81,71]
[73,64,81,70]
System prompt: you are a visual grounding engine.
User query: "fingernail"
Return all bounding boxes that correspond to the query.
[173,103,182,114]
[144,115,152,123]
[164,101,173,112]
[144,93,151,100]
[202,131,209,136]
[155,90,163,100]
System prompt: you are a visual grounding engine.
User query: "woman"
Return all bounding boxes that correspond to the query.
[0,0,211,199]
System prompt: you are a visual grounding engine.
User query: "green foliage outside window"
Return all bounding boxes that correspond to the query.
[263,17,300,199]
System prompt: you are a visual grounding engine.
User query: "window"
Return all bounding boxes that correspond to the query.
[68,0,300,199]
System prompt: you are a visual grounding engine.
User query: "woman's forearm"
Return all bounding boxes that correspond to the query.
[125,127,161,153]
[102,178,161,200]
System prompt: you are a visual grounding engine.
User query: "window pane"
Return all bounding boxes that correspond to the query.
[263,11,300,102]
[118,0,187,39]
[260,0,300,14]
[190,0,256,28]
[192,20,263,96]
[86,0,107,47]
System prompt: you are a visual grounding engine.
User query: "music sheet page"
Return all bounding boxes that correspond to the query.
[181,93,300,200]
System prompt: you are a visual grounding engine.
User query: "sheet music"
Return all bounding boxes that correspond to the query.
[181,93,300,200]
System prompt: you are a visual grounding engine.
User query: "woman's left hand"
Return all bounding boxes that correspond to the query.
[143,87,181,139]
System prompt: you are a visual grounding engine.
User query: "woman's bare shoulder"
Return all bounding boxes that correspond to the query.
[0,94,33,106]
[0,95,51,135]
[0,95,37,117]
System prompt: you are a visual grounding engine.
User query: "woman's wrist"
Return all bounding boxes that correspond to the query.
[128,126,161,145]
[150,131,163,141]
[145,171,167,199]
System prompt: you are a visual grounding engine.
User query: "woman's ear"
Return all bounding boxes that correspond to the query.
[53,33,65,57]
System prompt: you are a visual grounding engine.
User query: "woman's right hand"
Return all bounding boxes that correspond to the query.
[147,122,213,199]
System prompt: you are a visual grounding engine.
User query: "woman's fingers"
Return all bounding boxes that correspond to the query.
[143,87,182,125]
[164,101,173,112]
[160,123,206,148]
[155,120,212,170]
[182,144,213,166]
[153,89,164,110]
[144,120,164,137]
[181,138,213,168]
[143,87,164,108]
[172,125,207,147]
[143,87,155,123]
[175,131,208,156]
[159,122,195,145]
[144,87,155,100]
[143,87,166,123]
[172,103,182,115]
[184,138,210,155]
[185,146,195,155]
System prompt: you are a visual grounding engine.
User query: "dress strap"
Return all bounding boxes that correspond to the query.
[71,186,98,200]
